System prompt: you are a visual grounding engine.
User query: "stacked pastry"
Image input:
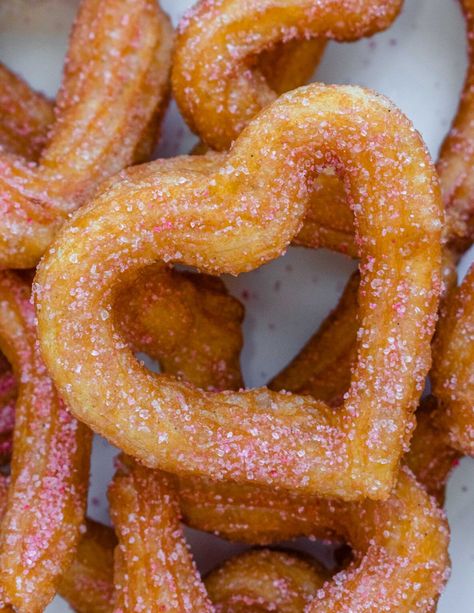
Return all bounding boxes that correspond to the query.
[0,1,472,611]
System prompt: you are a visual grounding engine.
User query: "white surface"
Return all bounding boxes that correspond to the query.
[0,0,473,610]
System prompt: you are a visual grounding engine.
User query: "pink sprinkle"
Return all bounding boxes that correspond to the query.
[153,222,173,232]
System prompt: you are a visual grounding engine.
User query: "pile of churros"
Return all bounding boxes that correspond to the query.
[0,0,472,610]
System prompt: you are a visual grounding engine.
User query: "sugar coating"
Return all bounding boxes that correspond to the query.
[36,84,443,502]
[106,460,449,612]
[179,465,449,612]
[109,461,213,612]
[34,188,450,610]
[173,0,404,150]
[0,272,90,611]
[0,0,467,609]
[0,64,54,161]
[432,261,474,455]
[0,0,173,269]
[204,547,328,609]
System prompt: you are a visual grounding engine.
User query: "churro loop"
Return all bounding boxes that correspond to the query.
[117,251,456,504]
[106,458,448,613]
[0,226,448,612]
[55,514,331,612]
[432,263,474,456]
[49,257,449,613]
[109,459,334,613]
[205,549,330,612]
[36,84,442,500]
[131,263,448,611]
[0,64,54,161]
[179,467,449,612]
[173,0,403,151]
[0,263,243,611]
[0,0,173,269]
[0,34,354,259]
[0,272,91,612]
[177,0,474,257]
[56,466,448,612]
[0,24,325,164]
[55,267,243,612]
[0,261,452,612]
[438,0,474,253]
[118,262,459,504]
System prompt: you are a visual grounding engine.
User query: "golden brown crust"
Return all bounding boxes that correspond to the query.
[108,460,213,612]
[432,264,474,456]
[205,549,330,612]
[49,235,448,612]
[437,0,474,253]
[178,468,449,612]
[60,469,449,613]
[0,273,91,612]
[405,397,461,505]
[0,0,173,269]
[114,265,244,391]
[259,38,327,95]
[0,64,54,161]
[36,85,442,500]
[272,272,460,502]
[173,0,403,151]
[57,520,116,613]
[0,3,457,610]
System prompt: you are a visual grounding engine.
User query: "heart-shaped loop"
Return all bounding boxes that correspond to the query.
[36,84,442,500]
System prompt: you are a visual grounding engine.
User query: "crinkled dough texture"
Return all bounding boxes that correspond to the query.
[0,24,355,260]
[56,522,329,613]
[178,467,449,612]
[173,0,404,150]
[0,273,91,612]
[0,0,173,269]
[57,520,116,613]
[177,0,474,257]
[109,461,213,612]
[115,265,244,391]
[107,460,448,613]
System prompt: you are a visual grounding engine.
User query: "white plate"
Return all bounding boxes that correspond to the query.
[0,0,472,610]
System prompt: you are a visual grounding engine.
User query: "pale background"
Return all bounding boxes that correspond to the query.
[0,0,472,610]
